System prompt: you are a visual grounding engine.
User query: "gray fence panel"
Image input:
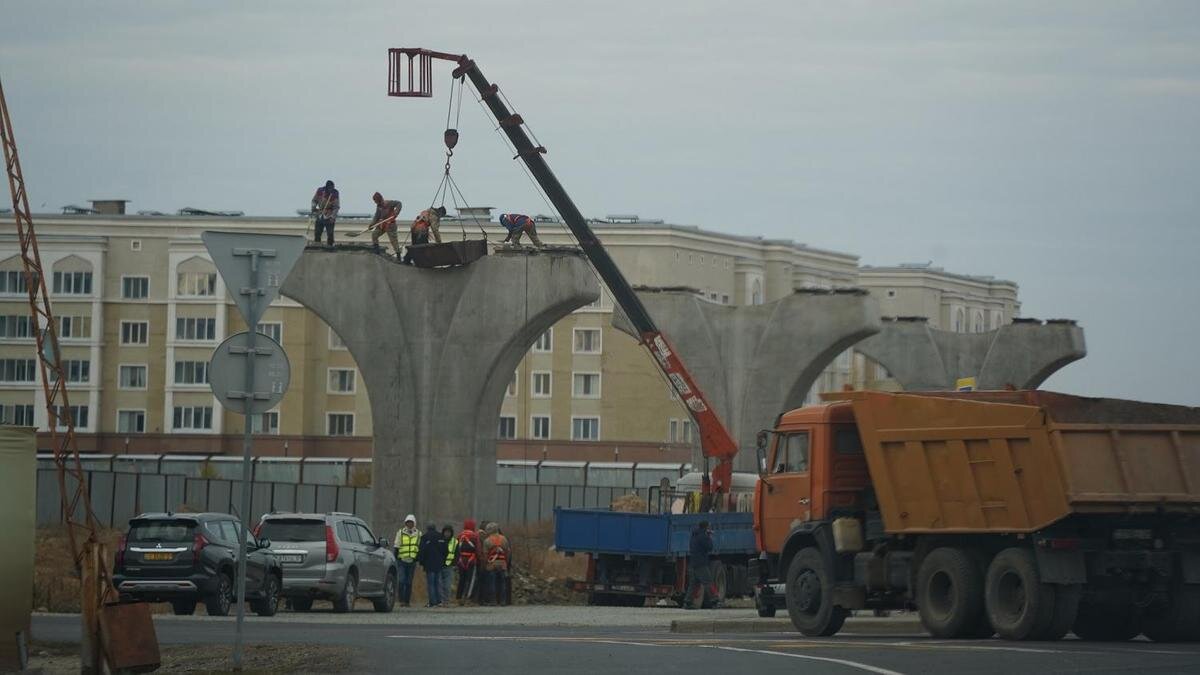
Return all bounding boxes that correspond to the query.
[295,484,316,513]
[89,471,115,527]
[271,483,296,513]
[354,488,372,523]
[36,470,61,525]
[185,479,209,511]
[208,481,232,515]
[491,485,508,526]
[314,485,337,514]
[251,482,273,522]
[553,485,571,511]
[139,474,166,514]
[112,473,139,525]
[336,487,355,514]
[523,486,539,525]
[165,475,187,512]
[583,487,599,509]
[538,486,555,523]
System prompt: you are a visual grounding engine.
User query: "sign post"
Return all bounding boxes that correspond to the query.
[202,232,304,670]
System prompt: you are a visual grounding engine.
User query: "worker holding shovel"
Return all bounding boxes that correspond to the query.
[368,192,404,258]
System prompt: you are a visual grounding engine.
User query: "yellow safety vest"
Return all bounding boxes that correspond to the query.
[396,530,419,562]
[445,536,458,567]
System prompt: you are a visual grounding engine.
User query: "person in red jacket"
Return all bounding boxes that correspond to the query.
[499,213,544,248]
[455,518,481,605]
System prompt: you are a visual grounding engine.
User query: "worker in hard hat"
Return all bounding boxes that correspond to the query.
[499,213,544,248]
[369,192,404,258]
[393,514,420,607]
[402,206,447,265]
[310,180,340,247]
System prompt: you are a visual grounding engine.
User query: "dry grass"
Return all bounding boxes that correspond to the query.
[34,527,122,613]
[504,522,586,604]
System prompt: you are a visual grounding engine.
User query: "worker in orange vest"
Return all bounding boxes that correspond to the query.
[499,213,544,248]
[455,518,481,605]
[481,522,510,606]
[369,192,403,258]
[402,206,447,265]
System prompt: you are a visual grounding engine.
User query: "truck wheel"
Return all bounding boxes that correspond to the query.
[713,564,728,604]
[1072,594,1141,641]
[1143,582,1200,642]
[916,547,987,639]
[786,547,847,637]
[756,593,778,618]
[984,548,1057,641]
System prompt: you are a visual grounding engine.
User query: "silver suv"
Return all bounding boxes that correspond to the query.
[256,512,396,613]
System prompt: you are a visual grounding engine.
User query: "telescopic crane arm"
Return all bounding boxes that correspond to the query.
[389,49,739,493]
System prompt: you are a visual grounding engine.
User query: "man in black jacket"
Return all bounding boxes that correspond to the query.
[417,524,448,607]
[684,521,718,609]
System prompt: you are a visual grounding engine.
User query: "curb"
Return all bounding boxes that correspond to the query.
[670,616,924,635]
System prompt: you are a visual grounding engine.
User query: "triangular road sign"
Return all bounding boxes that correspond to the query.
[201,231,306,328]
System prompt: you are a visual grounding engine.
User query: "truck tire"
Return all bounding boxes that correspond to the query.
[916,547,987,639]
[713,564,728,604]
[984,548,1058,641]
[1142,582,1200,642]
[786,547,847,637]
[1072,593,1141,641]
[1041,584,1081,641]
[756,591,778,617]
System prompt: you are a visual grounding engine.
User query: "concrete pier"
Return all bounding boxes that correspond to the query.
[282,247,599,534]
[855,317,1087,391]
[614,289,881,471]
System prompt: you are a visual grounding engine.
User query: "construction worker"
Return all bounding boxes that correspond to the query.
[499,213,544,248]
[441,524,457,606]
[402,206,447,265]
[683,520,718,609]
[310,180,340,247]
[455,518,480,605]
[393,514,420,607]
[482,522,511,606]
[418,524,447,607]
[369,192,404,258]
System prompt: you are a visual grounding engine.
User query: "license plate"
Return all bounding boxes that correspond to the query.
[279,554,305,564]
[143,552,174,561]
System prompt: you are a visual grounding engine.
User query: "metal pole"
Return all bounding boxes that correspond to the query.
[232,251,259,670]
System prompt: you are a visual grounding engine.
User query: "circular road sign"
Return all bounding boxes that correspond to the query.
[209,331,291,415]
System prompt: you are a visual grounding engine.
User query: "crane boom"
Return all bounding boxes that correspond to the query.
[389,49,739,492]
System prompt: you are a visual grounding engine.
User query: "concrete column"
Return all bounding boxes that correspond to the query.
[855,317,1086,391]
[282,248,598,535]
[614,289,881,471]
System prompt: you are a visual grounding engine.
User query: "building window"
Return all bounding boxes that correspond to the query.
[59,315,92,339]
[329,327,347,350]
[572,372,601,398]
[0,358,37,383]
[0,404,35,426]
[257,322,282,343]
[327,413,355,436]
[506,372,518,397]
[120,321,149,345]
[973,311,985,333]
[52,405,89,430]
[118,364,147,389]
[751,279,763,305]
[177,271,217,297]
[0,270,31,294]
[52,271,93,295]
[573,328,601,354]
[172,405,213,431]
[530,415,551,440]
[722,294,730,305]
[571,416,600,441]
[498,416,516,440]
[50,359,90,384]
[531,371,552,397]
[121,276,149,299]
[328,368,356,394]
[251,411,280,434]
[0,315,32,338]
[669,418,695,444]
[954,308,966,333]
[117,410,146,433]
[886,289,897,298]
[175,317,216,341]
[991,311,1002,330]
[532,329,552,353]
[174,360,210,385]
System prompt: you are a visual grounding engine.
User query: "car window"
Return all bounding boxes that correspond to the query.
[337,521,360,544]
[203,521,226,543]
[355,523,377,545]
[258,518,325,543]
[128,519,195,544]
[774,432,810,474]
[219,521,242,544]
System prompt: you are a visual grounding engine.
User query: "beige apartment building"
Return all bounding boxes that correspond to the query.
[0,209,1019,456]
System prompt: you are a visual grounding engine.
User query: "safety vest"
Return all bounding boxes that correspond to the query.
[457,532,478,569]
[445,537,459,567]
[396,530,419,562]
[486,534,508,565]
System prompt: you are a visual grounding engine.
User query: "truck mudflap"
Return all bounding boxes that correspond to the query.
[567,579,675,598]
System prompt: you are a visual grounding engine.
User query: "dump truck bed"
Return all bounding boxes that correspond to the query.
[831,390,1200,534]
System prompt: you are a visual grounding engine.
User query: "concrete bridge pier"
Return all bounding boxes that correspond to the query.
[854,317,1087,391]
[615,289,882,472]
[283,248,599,535]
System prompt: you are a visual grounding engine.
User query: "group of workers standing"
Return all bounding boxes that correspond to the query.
[310,180,544,260]
[393,515,513,608]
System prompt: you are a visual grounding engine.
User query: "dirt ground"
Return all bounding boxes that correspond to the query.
[25,641,363,673]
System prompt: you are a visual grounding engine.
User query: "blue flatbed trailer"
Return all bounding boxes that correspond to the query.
[554,507,760,606]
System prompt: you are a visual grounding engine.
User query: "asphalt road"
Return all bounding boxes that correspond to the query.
[33,611,1200,674]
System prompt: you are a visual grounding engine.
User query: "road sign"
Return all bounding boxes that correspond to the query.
[201,231,306,328]
[209,331,290,415]
[956,377,977,392]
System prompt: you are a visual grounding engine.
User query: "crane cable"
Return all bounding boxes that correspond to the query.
[425,74,487,240]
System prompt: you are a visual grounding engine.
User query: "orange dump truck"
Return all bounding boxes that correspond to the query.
[751,390,1200,642]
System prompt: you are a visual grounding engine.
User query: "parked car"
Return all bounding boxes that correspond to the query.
[255,511,397,613]
[112,512,282,617]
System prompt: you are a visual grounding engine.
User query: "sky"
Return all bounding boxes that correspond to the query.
[2,1,1198,406]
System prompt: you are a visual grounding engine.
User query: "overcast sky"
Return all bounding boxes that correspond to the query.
[3,1,1198,405]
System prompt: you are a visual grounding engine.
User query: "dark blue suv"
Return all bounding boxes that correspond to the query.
[113,512,282,616]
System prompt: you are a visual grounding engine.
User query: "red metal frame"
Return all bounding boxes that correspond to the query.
[387,48,466,98]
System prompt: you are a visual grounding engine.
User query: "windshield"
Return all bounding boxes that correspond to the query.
[128,519,195,544]
[258,519,325,542]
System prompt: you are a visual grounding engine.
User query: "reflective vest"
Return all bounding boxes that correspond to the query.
[486,534,508,566]
[457,532,478,569]
[445,537,459,567]
[396,530,419,562]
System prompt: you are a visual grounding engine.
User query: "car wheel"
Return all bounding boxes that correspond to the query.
[204,572,233,617]
[171,599,197,616]
[333,572,357,613]
[373,571,397,613]
[252,573,281,617]
[289,597,314,612]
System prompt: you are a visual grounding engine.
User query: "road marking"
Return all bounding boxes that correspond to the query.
[711,645,905,675]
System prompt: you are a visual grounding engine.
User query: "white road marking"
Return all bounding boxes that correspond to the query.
[711,645,905,675]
